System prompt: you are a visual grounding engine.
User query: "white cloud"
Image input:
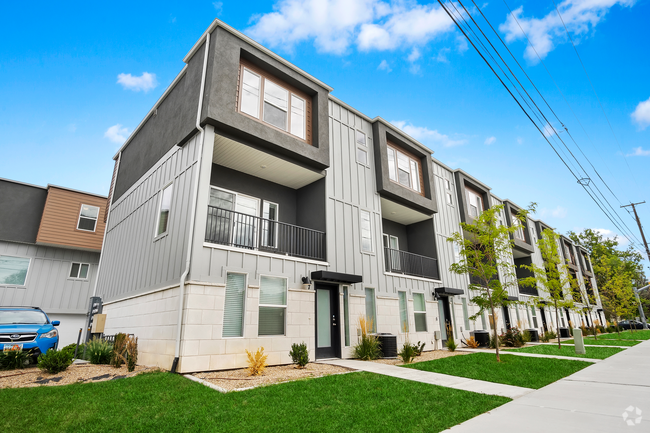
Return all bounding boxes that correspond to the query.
[484,136,496,145]
[391,120,467,147]
[540,206,567,218]
[377,59,392,72]
[627,146,650,156]
[407,47,421,63]
[499,0,635,63]
[631,96,650,129]
[516,137,524,144]
[104,124,130,144]
[594,228,629,246]
[213,1,223,14]
[542,122,557,138]
[435,47,450,63]
[117,72,158,92]
[246,0,454,54]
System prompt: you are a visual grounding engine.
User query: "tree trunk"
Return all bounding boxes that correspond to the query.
[554,301,562,349]
[488,294,500,362]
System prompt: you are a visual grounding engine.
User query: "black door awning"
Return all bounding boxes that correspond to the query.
[434,287,464,296]
[508,296,518,302]
[311,271,362,284]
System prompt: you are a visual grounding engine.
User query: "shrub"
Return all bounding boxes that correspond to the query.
[413,341,425,356]
[398,341,418,364]
[489,335,499,349]
[38,348,73,374]
[60,343,78,359]
[544,330,557,340]
[353,316,381,360]
[87,337,113,364]
[289,342,309,368]
[246,347,268,376]
[499,328,524,347]
[126,335,138,372]
[111,333,128,368]
[0,349,31,370]
[540,332,550,343]
[521,330,532,343]
[464,336,480,349]
[446,338,457,352]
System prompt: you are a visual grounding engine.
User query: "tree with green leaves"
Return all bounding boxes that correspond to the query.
[448,204,524,362]
[520,228,577,348]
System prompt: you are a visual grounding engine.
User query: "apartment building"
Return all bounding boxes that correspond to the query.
[0,178,106,345]
[95,19,601,373]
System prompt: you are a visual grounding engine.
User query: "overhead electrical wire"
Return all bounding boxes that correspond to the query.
[437,0,644,250]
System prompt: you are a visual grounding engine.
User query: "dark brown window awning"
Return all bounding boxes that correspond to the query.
[311,271,362,284]
[434,287,464,296]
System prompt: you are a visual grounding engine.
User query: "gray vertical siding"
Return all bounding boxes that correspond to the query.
[97,134,201,302]
[0,240,99,313]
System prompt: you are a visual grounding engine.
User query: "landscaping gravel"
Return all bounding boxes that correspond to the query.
[371,349,468,365]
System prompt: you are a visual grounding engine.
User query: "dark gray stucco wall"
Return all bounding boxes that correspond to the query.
[372,121,437,215]
[112,43,206,202]
[454,171,491,224]
[296,178,326,233]
[209,164,298,225]
[0,180,47,243]
[381,219,409,252]
[406,219,437,259]
[515,256,538,296]
[503,202,535,255]
[202,28,330,170]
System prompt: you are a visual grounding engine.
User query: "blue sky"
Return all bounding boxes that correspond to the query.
[1,0,648,272]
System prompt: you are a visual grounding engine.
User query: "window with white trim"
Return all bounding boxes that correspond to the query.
[69,262,90,280]
[465,187,483,218]
[239,65,307,141]
[530,307,538,328]
[261,201,279,248]
[462,298,470,330]
[360,210,373,253]
[0,255,30,286]
[77,204,99,232]
[413,293,427,332]
[343,286,350,346]
[356,130,368,165]
[387,144,421,193]
[258,276,287,336]
[365,288,376,333]
[398,291,409,333]
[511,210,526,241]
[446,192,453,205]
[223,273,246,337]
[155,183,173,236]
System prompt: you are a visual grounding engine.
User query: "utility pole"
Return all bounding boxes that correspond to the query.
[633,284,649,330]
[621,202,650,263]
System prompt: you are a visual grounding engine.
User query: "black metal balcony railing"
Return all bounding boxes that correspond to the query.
[205,206,326,261]
[384,247,439,280]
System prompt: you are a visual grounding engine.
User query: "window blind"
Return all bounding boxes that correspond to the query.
[413,293,427,332]
[365,288,376,333]
[223,273,246,338]
[258,276,287,336]
[398,291,409,333]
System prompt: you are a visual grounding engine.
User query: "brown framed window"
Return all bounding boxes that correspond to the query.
[237,59,312,144]
[386,143,423,194]
[465,186,483,218]
[511,210,526,241]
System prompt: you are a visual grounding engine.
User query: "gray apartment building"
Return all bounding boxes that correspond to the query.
[94,19,602,373]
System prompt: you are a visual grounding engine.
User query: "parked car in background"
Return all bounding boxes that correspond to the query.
[617,320,645,330]
[0,307,59,362]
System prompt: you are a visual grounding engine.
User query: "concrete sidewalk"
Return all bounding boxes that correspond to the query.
[456,348,602,362]
[448,339,650,432]
[323,359,532,399]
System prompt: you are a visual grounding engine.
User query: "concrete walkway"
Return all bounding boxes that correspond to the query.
[322,359,532,399]
[456,348,602,362]
[448,339,650,432]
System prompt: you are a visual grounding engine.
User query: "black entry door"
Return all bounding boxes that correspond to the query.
[502,306,512,330]
[540,308,548,332]
[315,283,341,359]
[440,296,453,341]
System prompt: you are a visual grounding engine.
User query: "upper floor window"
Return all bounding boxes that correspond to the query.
[356,130,368,165]
[0,255,30,286]
[465,187,483,218]
[564,242,576,264]
[238,63,309,142]
[77,204,99,232]
[511,210,526,241]
[69,262,90,280]
[387,144,421,193]
[155,183,173,237]
[360,210,373,253]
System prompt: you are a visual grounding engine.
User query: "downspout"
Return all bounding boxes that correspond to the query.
[171,31,210,373]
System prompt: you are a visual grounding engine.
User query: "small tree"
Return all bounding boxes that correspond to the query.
[448,204,522,362]
[599,263,637,335]
[520,228,577,348]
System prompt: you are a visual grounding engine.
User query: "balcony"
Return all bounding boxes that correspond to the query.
[384,247,439,280]
[205,206,325,261]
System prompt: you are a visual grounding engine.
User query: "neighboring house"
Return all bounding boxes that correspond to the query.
[95,19,601,373]
[0,178,106,346]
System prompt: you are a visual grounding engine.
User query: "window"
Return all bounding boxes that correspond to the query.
[0,255,30,286]
[398,291,409,333]
[383,234,400,271]
[69,262,90,279]
[223,273,246,337]
[511,210,526,241]
[564,243,576,264]
[462,298,470,330]
[465,187,483,218]
[530,307,538,328]
[446,192,453,205]
[258,276,287,336]
[207,187,259,248]
[261,201,279,248]
[453,243,461,264]
[360,210,373,253]
[343,286,350,346]
[77,204,99,232]
[155,184,173,236]
[445,178,452,190]
[356,130,368,165]
[365,288,376,333]
[387,144,422,193]
[481,310,487,330]
[238,64,308,141]
[413,293,427,332]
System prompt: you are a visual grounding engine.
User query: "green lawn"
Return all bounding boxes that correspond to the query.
[597,330,650,340]
[564,338,639,346]
[507,345,625,359]
[402,353,591,389]
[0,371,509,432]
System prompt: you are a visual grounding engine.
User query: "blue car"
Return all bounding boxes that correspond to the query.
[0,307,60,363]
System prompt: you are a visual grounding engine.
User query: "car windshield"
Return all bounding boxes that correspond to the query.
[0,310,48,325]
